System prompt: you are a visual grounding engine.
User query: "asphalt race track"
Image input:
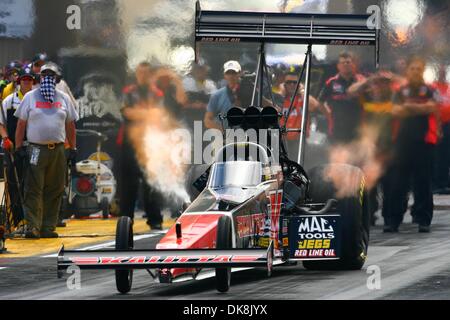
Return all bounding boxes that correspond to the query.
[1,195,450,300]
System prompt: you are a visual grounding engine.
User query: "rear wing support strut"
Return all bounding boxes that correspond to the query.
[298,44,312,165]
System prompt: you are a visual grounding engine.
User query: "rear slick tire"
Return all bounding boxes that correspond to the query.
[303,164,370,271]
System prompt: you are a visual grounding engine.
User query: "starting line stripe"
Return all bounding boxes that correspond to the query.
[41,231,167,258]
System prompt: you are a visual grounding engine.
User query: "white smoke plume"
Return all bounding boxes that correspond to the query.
[124,67,191,203]
[326,124,389,198]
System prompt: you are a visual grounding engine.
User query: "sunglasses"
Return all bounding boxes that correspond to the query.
[285,80,297,85]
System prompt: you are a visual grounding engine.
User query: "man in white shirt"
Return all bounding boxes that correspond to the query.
[14,62,79,239]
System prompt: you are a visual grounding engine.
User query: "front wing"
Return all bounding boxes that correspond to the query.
[57,245,272,277]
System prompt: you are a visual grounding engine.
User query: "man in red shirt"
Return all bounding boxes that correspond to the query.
[387,56,439,233]
[432,65,450,194]
[279,72,328,160]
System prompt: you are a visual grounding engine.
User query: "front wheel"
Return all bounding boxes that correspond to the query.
[115,216,134,294]
[215,215,232,293]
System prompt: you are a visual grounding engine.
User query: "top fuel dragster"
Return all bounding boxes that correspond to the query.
[57,1,378,293]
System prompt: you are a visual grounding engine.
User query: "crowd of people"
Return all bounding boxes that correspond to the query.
[1,49,449,238]
[1,53,78,238]
[181,52,450,233]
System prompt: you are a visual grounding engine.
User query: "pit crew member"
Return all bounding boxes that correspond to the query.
[388,56,438,233]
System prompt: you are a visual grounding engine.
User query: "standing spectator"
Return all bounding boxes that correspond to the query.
[183,61,217,127]
[0,67,36,227]
[1,67,36,145]
[204,60,241,131]
[387,56,438,233]
[118,62,164,230]
[1,61,21,102]
[14,62,79,239]
[318,52,365,145]
[30,54,77,228]
[432,65,450,194]
[280,72,326,160]
[348,72,396,226]
[388,58,414,222]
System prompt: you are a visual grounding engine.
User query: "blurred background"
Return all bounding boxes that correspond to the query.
[1,0,449,83]
[1,0,449,176]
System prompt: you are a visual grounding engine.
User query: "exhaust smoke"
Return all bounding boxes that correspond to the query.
[124,67,190,204]
[325,124,389,198]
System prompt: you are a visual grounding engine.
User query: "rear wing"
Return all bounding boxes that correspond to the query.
[195,2,380,65]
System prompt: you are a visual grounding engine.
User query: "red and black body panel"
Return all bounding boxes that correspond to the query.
[56,182,281,280]
[154,180,282,280]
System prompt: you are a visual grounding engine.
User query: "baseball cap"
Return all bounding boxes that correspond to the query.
[18,66,36,81]
[41,62,62,76]
[224,60,241,74]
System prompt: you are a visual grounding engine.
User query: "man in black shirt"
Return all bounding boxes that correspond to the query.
[386,56,438,233]
[119,62,163,230]
[318,52,365,144]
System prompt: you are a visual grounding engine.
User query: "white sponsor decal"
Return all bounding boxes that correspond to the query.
[298,216,334,233]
